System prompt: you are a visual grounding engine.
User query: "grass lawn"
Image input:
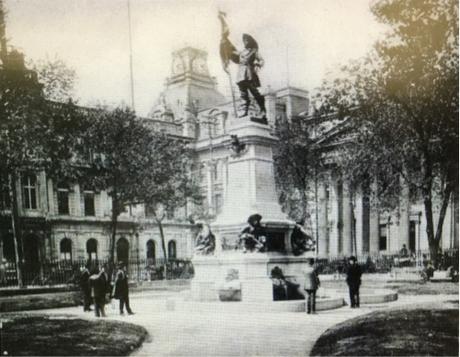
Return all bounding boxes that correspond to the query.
[0,314,149,356]
[311,308,459,356]
[385,281,459,295]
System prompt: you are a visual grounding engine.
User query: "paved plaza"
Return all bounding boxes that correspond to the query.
[35,291,458,356]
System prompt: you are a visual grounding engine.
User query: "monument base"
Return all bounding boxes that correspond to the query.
[191,251,314,302]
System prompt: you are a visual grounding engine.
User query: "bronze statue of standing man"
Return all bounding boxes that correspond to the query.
[219,12,266,120]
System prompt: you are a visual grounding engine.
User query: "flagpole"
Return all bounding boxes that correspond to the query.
[127,0,135,111]
[218,10,238,118]
[227,71,238,118]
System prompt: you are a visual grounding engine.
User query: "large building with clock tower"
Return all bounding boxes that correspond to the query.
[150,47,226,137]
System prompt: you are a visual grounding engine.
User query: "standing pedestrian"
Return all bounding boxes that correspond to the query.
[112,262,134,315]
[303,258,320,314]
[346,256,362,308]
[90,264,109,317]
[79,263,92,312]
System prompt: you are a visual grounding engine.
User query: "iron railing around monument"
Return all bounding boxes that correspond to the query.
[0,258,194,288]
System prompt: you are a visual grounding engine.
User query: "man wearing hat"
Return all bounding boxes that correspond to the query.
[238,214,267,252]
[235,33,266,118]
[346,256,362,308]
[79,263,92,312]
[112,262,134,315]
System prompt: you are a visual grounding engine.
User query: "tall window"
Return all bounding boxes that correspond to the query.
[166,207,175,220]
[0,182,10,210]
[145,203,155,217]
[168,240,177,259]
[57,183,70,215]
[86,238,98,261]
[379,224,387,251]
[214,193,223,215]
[146,240,156,262]
[22,174,38,209]
[212,164,219,181]
[84,191,95,216]
[60,238,72,261]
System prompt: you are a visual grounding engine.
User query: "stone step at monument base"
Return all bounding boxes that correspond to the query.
[173,296,345,313]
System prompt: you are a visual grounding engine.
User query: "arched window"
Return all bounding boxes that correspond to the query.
[86,238,98,261]
[168,240,177,259]
[146,240,155,262]
[60,238,72,261]
[116,237,129,264]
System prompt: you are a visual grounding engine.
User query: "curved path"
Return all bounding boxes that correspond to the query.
[38,292,456,356]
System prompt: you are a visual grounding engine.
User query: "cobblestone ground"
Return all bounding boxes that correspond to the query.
[37,292,457,356]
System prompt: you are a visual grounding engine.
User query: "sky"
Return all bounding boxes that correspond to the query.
[4,0,387,116]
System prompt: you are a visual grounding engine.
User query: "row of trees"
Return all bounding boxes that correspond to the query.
[274,0,458,266]
[0,48,199,286]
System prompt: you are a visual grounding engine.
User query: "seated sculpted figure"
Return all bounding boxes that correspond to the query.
[238,214,267,253]
[291,220,315,256]
[194,222,216,255]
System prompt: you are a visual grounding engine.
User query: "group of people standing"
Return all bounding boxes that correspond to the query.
[303,256,362,314]
[79,262,134,317]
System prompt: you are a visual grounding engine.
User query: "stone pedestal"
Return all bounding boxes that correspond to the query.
[191,120,312,302]
[191,252,311,302]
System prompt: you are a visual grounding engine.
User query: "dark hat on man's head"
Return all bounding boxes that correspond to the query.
[247,214,262,224]
[242,33,258,50]
[349,256,357,262]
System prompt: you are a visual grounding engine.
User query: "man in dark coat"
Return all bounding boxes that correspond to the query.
[346,256,362,308]
[79,264,92,312]
[112,263,134,315]
[90,264,109,317]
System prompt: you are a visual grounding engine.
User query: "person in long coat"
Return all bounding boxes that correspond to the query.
[346,256,362,308]
[90,265,109,317]
[79,264,92,312]
[304,258,320,314]
[112,263,134,315]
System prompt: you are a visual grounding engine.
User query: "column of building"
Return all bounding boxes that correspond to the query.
[328,174,340,256]
[342,181,354,256]
[369,178,380,254]
[354,187,364,255]
[398,176,411,253]
[205,161,214,216]
[317,181,329,257]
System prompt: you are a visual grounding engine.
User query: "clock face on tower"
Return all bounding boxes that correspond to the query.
[172,57,185,75]
[192,57,207,75]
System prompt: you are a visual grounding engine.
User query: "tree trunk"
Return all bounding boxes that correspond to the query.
[157,219,168,261]
[109,196,119,275]
[155,215,168,279]
[8,171,23,287]
[423,194,438,266]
